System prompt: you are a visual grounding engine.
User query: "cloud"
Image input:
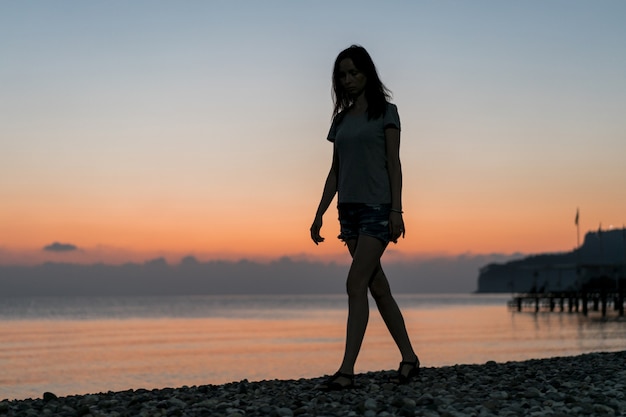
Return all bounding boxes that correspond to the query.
[43,242,79,252]
[0,253,525,297]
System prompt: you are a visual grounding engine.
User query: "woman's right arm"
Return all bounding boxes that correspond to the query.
[310,147,338,245]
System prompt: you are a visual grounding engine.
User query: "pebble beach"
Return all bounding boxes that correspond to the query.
[2,351,625,417]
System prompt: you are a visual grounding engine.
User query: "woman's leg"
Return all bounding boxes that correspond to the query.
[368,266,419,365]
[343,238,417,365]
[338,235,387,376]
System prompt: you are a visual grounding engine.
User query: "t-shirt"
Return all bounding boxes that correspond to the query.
[327,102,401,204]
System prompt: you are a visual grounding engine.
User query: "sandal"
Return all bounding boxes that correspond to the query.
[392,359,420,384]
[316,371,356,391]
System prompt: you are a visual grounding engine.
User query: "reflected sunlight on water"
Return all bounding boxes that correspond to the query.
[1,295,625,400]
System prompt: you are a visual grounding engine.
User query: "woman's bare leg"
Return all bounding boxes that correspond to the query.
[337,235,387,376]
[344,239,418,367]
[368,266,418,364]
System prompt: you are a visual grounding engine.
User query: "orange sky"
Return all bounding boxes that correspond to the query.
[2,188,622,265]
[2,2,625,265]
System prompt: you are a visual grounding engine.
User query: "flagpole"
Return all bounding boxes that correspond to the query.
[574,209,581,292]
[622,224,625,263]
[598,223,604,264]
[575,208,580,249]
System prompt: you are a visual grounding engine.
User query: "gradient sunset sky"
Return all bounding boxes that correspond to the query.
[2,1,625,265]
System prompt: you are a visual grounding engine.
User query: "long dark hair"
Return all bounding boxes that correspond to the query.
[332,45,392,120]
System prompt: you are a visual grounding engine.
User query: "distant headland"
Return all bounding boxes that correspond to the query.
[477,228,626,293]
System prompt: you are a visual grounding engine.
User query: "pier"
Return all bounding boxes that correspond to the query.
[509,263,626,317]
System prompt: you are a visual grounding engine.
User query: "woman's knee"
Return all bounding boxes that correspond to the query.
[345,272,369,298]
[346,282,368,298]
[369,270,392,301]
[370,281,392,301]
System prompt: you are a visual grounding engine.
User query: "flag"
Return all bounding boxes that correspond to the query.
[574,208,579,226]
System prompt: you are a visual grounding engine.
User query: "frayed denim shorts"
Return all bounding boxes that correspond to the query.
[337,203,391,244]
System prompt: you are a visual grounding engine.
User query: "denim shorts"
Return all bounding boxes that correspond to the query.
[337,203,391,243]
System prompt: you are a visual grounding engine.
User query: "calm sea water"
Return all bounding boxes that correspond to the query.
[1,294,625,401]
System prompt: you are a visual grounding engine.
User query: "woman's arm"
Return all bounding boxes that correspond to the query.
[310,147,339,244]
[385,127,405,242]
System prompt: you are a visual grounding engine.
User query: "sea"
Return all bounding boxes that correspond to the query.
[1,293,625,401]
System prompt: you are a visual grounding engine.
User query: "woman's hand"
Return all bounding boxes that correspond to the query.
[389,211,405,243]
[310,215,325,245]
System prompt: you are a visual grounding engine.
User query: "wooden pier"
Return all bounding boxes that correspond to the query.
[509,263,625,317]
[510,291,625,316]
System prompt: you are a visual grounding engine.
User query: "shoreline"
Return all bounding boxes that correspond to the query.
[2,351,625,416]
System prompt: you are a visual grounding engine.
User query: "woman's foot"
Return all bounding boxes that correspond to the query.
[316,371,356,391]
[392,358,420,384]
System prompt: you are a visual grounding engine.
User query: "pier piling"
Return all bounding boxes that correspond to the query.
[508,263,625,317]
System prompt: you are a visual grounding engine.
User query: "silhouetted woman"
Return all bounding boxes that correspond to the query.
[311,45,419,391]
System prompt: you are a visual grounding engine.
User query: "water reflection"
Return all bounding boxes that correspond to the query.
[1,295,624,401]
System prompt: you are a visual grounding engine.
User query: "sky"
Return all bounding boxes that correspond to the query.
[1,1,625,266]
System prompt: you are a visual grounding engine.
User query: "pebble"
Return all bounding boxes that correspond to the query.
[1,351,625,417]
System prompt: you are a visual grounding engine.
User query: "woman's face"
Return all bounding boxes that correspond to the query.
[338,58,367,98]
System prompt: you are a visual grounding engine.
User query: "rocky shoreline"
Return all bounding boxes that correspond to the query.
[2,351,625,417]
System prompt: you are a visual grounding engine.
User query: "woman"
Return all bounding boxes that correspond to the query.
[310,45,420,391]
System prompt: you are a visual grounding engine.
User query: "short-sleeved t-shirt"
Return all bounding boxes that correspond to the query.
[327,102,401,204]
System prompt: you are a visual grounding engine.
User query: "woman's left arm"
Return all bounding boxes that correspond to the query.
[385,127,405,242]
